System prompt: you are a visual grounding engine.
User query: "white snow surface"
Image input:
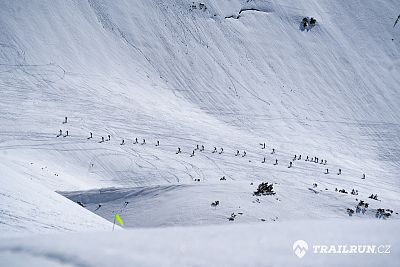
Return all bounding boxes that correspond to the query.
[0,0,399,265]
[0,220,399,267]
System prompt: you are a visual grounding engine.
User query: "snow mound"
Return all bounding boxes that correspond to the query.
[0,220,399,267]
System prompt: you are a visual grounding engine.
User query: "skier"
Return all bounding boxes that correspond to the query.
[298,155,301,160]
[271,148,275,154]
[325,168,329,174]
[190,150,195,157]
[288,161,292,168]
[242,151,246,157]
[57,129,62,137]
[338,169,342,175]
[305,156,309,161]
[108,135,111,141]
[200,145,204,151]
[142,139,146,145]
[315,157,319,163]
[134,138,138,144]
[176,147,181,154]
[64,117,67,124]
[195,144,199,150]
[235,150,240,156]
[262,157,266,163]
[64,130,69,137]
[212,147,217,153]
[120,139,125,145]
[293,154,297,160]
[89,132,93,139]
[324,160,327,165]
[101,136,104,142]
[274,159,278,165]
[219,148,224,154]
[262,143,266,149]
[320,159,324,164]
[156,140,160,146]
[362,173,366,179]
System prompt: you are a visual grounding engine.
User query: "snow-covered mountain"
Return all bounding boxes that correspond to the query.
[0,0,399,265]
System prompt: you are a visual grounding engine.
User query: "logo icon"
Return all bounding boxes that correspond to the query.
[293,240,308,258]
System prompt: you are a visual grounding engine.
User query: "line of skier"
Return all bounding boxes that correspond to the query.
[55,116,367,180]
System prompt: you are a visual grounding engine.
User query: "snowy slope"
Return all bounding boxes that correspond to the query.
[0,162,114,238]
[0,0,399,249]
[0,220,399,267]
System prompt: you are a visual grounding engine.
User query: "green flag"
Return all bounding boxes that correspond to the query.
[114,213,124,226]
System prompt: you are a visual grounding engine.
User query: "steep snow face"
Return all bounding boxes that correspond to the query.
[0,163,114,238]
[0,0,399,234]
